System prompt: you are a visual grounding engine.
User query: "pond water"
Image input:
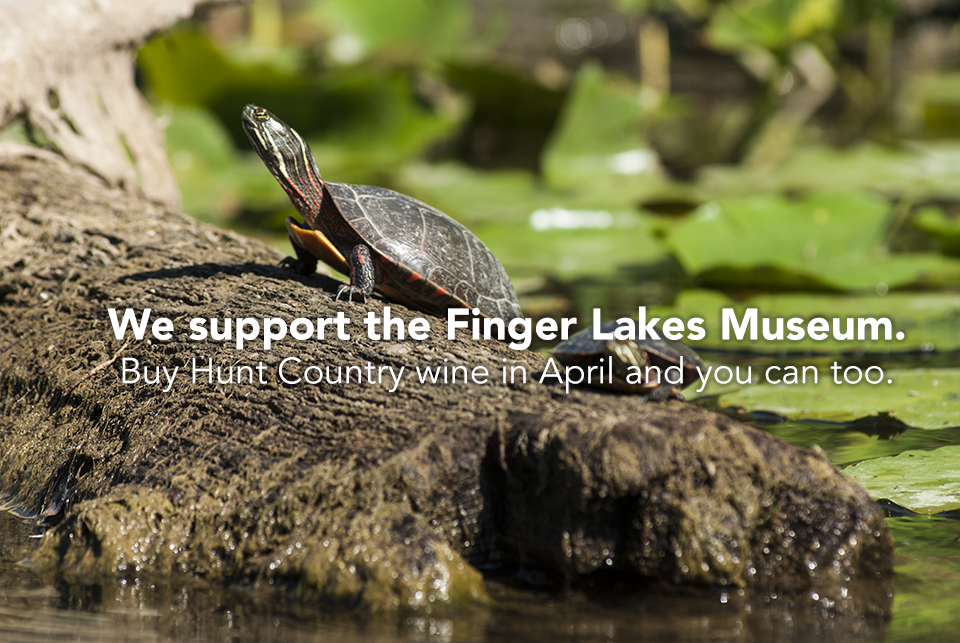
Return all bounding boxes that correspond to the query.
[3,415,960,642]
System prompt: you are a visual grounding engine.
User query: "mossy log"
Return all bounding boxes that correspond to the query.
[0,146,893,616]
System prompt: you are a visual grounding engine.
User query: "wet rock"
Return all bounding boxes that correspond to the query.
[479,406,894,615]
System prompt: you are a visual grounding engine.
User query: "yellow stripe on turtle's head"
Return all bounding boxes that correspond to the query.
[242,104,325,222]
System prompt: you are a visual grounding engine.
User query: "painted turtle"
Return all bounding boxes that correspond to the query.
[550,320,704,400]
[241,104,522,321]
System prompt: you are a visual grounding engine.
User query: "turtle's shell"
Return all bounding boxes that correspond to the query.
[551,321,704,395]
[304,181,522,321]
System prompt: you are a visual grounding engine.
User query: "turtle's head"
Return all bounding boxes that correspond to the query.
[242,104,325,220]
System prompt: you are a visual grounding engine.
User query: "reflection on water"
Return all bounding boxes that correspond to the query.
[884,518,960,642]
[719,412,960,468]
[0,508,900,643]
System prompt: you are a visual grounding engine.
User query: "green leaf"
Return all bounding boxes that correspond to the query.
[139,30,303,107]
[664,191,960,291]
[914,205,960,257]
[309,0,475,64]
[718,369,960,429]
[845,446,960,513]
[707,0,839,54]
[301,71,460,182]
[702,142,960,202]
[478,211,668,281]
[746,420,960,469]
[142,30,460,184]
[541,61,659,198]
[395,163,549,226]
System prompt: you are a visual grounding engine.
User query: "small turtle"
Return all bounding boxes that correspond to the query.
[550,320,704,399]
[242,104,522,321]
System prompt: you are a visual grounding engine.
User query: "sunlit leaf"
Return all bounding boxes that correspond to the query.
[309,0,476,64]
[541,60,659,198]
[701,142,960,201]
[664,191,960,291]
[718,369,960,428]
[707,0,839,54]
[846,446,960,513]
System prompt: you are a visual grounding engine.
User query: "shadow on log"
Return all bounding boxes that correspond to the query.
[0,145,893,621]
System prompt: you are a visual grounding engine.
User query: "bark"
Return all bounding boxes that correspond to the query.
[0,0,233,207]
[0,145,893,619]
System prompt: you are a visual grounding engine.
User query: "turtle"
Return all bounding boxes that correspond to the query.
[241,104,522,321]
[550,320,704,400]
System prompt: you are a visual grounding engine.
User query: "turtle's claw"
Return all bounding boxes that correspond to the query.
[336,284,367,303]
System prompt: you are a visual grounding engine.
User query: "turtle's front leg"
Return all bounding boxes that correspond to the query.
[336,244,376,302]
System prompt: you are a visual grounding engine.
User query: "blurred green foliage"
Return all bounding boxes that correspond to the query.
[708,0,841,54]
[666,191,960,291]
[310,0,479,64]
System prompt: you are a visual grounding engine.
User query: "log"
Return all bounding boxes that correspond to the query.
[0,0,233,207]
[0,145,893,618]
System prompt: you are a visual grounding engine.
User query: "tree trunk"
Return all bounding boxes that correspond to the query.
[0,0,232,207]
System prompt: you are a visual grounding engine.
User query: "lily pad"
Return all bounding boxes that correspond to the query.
[397,162,672,227]
[541,60,661,202]
[914,204,960,256]
[702,141,960,202]
[845,446,960,513]
[718,369,960,429]
[664,191,960,291]
[748,421,960,469]
[395,163,549,226]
